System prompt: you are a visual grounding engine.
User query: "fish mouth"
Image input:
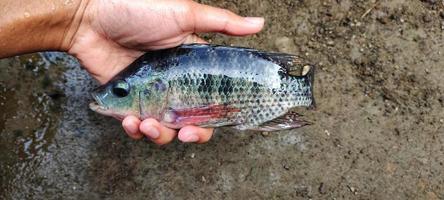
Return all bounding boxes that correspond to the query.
[89,93,126,120]
[89,93,111,115]
[89,102,107,112]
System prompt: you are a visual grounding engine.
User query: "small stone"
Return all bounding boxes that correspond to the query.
[324,130,331,136]
[319,183,327,194]
[275,36,296,53]
[261,132,269,137]
[377,16,389,24]
[422,14,432,23]
[348,185,357,194]
[282,162,290,170]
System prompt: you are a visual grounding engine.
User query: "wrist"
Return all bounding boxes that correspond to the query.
[60,0,93,52]
[0,0,91,58]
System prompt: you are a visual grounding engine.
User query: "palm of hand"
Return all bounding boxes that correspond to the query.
[69,0,202,84]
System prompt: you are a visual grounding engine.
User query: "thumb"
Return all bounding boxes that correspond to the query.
[186,2,265,36]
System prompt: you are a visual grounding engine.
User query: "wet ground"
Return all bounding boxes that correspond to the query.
[1,0,444,199]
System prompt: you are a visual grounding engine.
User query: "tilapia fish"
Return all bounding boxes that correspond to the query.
[90,44,315,131]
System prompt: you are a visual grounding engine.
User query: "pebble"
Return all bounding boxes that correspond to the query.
[422,14,432,23]
[325,130,331,136]
[282,162,290,170]
[319,182,327,194]
[275,36,296,53]
[347,185,357,194]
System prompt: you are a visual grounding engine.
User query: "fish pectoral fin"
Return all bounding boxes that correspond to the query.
[246,111,311,132]
[167,104,241,125]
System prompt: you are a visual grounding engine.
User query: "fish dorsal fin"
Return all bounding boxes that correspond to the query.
[179,44,308,76]
[247,111,311,132]
[255,52,316,78]
[239,48,307,76]
[254,51,303,72]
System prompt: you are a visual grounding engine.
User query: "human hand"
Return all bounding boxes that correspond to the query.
[67,0,264,144]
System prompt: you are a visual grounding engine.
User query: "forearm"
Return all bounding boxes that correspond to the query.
[0,0,89,58]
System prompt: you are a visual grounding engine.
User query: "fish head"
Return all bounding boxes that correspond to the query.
[90,77,141,120]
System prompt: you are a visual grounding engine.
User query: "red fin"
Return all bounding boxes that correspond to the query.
[169,104,240,125]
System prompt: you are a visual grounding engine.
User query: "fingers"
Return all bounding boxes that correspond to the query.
[123,116,214,144]
[188,2,264,36]
[122,116,144,139]
[178,126,214,144]
[139,118,177,145]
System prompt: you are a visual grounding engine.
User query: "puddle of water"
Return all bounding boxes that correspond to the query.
[0,51,119,199]
[0,53,66,199]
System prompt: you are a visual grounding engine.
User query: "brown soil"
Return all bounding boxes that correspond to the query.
[1,0,444,199]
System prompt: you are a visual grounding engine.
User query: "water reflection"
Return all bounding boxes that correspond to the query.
[0,52,68,199]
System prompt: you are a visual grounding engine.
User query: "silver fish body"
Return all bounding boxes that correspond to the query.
[90,44,315,131]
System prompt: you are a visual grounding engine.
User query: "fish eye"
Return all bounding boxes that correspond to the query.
[112,80,130,98]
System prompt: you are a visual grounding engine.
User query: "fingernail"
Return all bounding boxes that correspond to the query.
[182,134,199,143]
[244,17,264,25]
[145,127,160,139]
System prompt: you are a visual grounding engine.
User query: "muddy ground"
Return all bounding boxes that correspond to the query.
[1,0,444,199]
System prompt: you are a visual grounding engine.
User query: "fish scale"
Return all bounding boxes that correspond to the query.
[90,44,315,131]
[167,71,311,129]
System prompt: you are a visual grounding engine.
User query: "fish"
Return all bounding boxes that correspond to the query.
[89,44,315,131]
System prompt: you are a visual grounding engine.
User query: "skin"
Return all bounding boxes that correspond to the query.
[0,0,264,144]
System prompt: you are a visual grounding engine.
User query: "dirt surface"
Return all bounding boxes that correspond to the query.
[1,0,444,199]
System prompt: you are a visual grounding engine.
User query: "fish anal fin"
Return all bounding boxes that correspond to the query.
[247,111,311,132]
